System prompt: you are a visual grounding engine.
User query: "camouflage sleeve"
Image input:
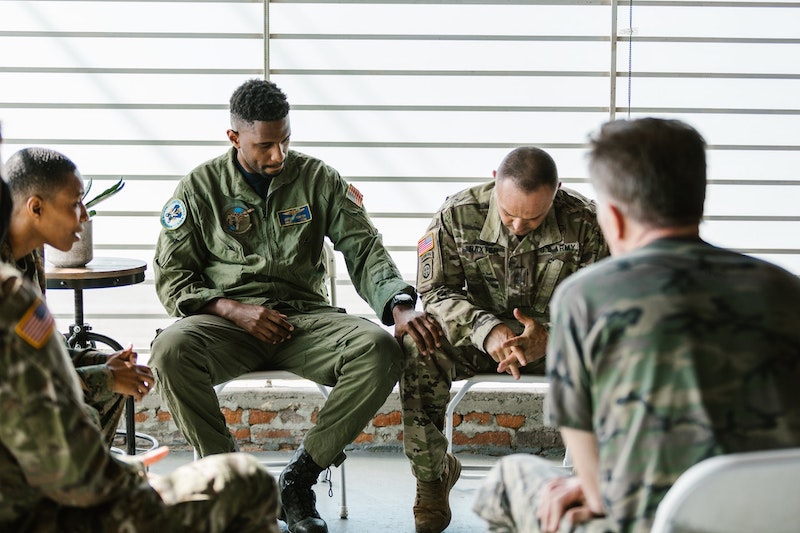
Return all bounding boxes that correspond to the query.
[74,365,115,404]
[0,267,149,506]
[417,211,502,351]
[327,176,413,325]
[154,187,225,317]
[545,280,593,431]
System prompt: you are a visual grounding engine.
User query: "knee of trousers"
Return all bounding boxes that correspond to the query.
[353,328,404,380]
[149,325,200,377]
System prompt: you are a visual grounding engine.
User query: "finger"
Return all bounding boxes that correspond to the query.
[565,506,597,527]
[413,324,441,354]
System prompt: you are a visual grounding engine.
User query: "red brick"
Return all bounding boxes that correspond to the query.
[134,412,148,423]
[249,409,278,425]
[310,408,320,424]
[496,414,526,429]
[156,410,172,422]
[451,413,463,428]
[373,411,402,427]
[222,407,243,424]
[253,429,293,439]
[230,427,251,440]
[452,431,511,447]
[354,433,374,444]
[463,411,492,425]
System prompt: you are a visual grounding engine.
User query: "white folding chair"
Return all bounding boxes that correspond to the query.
[650,447,800,533]
[445,373,571,473]
[193,242,348,519]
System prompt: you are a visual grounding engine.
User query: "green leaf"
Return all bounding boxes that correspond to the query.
[84,178,125,209]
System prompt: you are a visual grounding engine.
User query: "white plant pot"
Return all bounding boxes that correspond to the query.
[46,219,94,268]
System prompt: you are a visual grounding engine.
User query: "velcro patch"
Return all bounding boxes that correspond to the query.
[161,199,187,230]
[15,299,55,349]
[278,205,312,226]
[418,232,435,256]
[346,183,363,207]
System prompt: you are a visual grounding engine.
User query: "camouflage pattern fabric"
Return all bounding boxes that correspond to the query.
[0,244,124,445]
[473,454,613,533]
[0,263,280,532]
[547,237,800,532]
[402,183,607,481]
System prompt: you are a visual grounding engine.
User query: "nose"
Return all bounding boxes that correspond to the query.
[79,203,90,222]
[510,219,526,236]
[269,144,286,164]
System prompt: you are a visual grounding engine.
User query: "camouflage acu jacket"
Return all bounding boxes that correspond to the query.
[547,237,800,532]
[0,264,149,528]
[417,182,607,351]
[0,242,115,405]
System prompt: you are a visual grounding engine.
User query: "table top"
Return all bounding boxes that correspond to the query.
[46,257,147,290]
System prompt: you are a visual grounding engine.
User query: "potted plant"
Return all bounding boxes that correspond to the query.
[46,177,125,267]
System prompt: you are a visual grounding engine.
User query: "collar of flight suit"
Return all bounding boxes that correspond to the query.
[225,147,301,202]
[479,186,565,252]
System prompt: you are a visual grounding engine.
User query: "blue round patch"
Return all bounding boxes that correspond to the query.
[161,199,187,230]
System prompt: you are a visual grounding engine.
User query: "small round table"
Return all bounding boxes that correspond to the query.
[46,257,158,455]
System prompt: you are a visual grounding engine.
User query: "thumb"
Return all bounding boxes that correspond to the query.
[513,307,534,326]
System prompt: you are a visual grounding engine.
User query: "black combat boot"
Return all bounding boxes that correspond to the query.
[279,445,328,533]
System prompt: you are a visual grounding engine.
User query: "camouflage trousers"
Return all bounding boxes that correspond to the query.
[72,349,126,446]
[400,335,545,482]
[473,454,614,533]
[22,453,280,533]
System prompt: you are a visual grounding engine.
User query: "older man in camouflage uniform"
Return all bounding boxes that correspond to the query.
[474,118,800,532]
[0,127,280,532]
[403,146,608,533]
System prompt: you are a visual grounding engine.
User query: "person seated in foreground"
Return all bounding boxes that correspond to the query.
[402,146,607,533]
[2,146,153,445]
[0,125,281,533]
[473,117,800,532]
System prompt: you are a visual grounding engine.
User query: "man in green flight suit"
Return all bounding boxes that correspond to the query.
[403,146,608,533]
[150,79,442,533]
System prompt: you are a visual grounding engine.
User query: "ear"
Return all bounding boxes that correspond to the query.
[606,202,626,241]
[491,169,497,180]
[26,195,43,217]
[226,129,240,148]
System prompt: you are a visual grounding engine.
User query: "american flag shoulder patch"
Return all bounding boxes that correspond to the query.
[346,183,363,207]
[15,299,55,349]
[418,232,435,256]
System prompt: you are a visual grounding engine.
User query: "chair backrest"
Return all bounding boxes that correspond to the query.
[650,447,800,533]
[322,240,337,306]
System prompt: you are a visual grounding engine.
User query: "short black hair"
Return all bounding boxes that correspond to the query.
[587,118,706,228]
[496,146,559,192]
[6,147,78,203]
[0,123,10,244]
[229,79,290,130]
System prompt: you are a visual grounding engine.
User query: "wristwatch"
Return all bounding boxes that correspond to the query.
[389,293,415,312]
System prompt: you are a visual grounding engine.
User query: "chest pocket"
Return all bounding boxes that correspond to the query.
[464,256,501,303]
[533,258,565,313]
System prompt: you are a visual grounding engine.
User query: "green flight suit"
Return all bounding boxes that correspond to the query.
[0,263,279,533]
[402,183,608,481]
[151,148,413,466]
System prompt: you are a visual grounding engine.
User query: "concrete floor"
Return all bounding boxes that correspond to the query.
[149,449,498,533]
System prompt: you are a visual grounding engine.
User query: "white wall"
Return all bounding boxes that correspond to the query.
[1,0,798,358]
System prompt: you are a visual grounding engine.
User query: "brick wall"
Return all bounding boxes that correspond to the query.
[130,384,564,457]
